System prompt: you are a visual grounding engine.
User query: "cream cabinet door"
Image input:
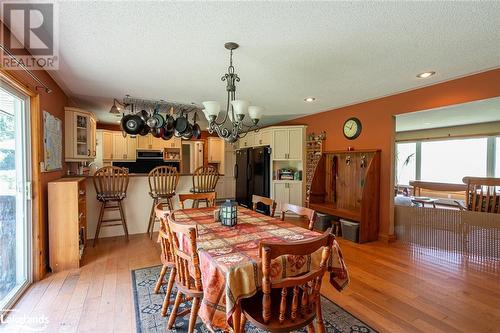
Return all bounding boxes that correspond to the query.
[287,128,303,160]
[165,137,181,149]
[126,135,137,160]
[102,131,114,160]
[273,182,289,205]
[254,130,271,146]
[288,182,303,206]
[89,117,97,158]
[239,132,255,148]
[272,129,289,159]
[137,134,152,150]
[112,132,127,160]
[151,136,165,151]
[208,137,224,162]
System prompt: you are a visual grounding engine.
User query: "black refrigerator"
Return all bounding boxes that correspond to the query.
[235,146,271,213]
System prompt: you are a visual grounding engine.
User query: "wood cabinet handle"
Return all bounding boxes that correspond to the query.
[87,149,91,156]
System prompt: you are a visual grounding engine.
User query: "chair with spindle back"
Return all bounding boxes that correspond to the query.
[279,203,317,230]
[462,177,500,213]
[92,166,129,246]
[154,203,177,317]
[178,192,216,209]
[147,166,180,238]
[240,229,334,332]
[166,215,203,333]
[190,165,219,207]
[252,195,277,217]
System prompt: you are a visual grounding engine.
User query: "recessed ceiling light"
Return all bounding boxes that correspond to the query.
[304,97,316,102]
[416,71,436,79]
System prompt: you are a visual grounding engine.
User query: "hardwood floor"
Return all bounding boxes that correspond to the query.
[1,231,499,332]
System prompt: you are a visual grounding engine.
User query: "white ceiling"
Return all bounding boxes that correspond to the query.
[8,1,500,125]
[396,97,500,132]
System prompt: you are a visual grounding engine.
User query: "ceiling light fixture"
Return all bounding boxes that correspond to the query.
[109,98,124,114]
[416,71,436,79]
[202,42,263,143]
[304,97,316,103]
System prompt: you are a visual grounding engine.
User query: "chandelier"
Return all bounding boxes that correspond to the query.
[202,42,263,143]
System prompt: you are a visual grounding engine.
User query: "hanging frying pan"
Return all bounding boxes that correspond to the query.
[175,112,189,134]
[191,112,201,139]
[164,107,175,131]
[161,129,174,140]
[147,106,165,129]
[151,126,164,138]
[181,123,193,140]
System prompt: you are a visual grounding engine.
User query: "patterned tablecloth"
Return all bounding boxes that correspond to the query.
[172,207,349,331]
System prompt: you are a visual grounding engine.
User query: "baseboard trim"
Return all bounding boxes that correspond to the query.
[379,233,397,244]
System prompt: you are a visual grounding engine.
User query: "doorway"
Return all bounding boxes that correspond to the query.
[0,81,32,312]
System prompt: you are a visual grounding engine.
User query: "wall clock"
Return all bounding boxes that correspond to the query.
[343,117,362,140]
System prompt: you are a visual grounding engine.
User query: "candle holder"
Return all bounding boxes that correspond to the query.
[220,199,238,227]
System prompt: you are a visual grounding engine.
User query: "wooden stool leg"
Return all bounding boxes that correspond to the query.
[188,297,201,333]
[161,267,176,317]
[147,198,156,237]
[118,200,129,241]
[154,265,167,294]
[93,201,105,247]
[167,291,183,329]
[316,296,325,333]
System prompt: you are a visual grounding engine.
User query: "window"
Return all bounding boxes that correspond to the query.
[396,142,416,185]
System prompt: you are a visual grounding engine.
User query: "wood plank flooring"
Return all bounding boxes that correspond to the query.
[1,230,499,332]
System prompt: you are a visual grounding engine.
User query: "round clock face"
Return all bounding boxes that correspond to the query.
[343,117,362,140]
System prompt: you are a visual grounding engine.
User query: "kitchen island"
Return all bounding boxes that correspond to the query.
[84,173,233,239]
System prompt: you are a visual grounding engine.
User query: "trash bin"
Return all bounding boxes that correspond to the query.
[340,219,359,243]
[315,213,333,231]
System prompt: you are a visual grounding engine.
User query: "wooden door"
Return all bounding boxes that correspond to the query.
[112,132,126,160]
[273,182,289,205]
[102,131,113,160]
[272,129,289,159]
[137,134,152,150]
[126,135,137,160]
[288,182,302,206]
[287,128,303,160]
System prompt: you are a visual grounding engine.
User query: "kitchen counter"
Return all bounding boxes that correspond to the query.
[68,173,225,178]
[85,173,232,240]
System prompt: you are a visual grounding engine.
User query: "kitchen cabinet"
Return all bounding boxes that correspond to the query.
[208,137,225,174]
[272,128,303,160]
[112,132,136,161]
[137,134,153,150]
[48,177,87,272]
[137,133,179,151]
[254,129,271,146]
[102,131,113,161]
[273,181,303,206]
[166,137,181,149]
[64,107,96,161]
[239,132,255,148]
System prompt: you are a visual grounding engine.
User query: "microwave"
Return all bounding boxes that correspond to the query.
[136,150,163,160]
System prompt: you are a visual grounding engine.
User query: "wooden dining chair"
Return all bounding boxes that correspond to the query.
[154,203,177,317]
[279,203,317,230]
[191,165,219,207]
[178,192,216,209]
[92,166,129,246]
[166,215,203,333]
[240,230,334,332]
[462,177,500,213]
[147,166,180,238]
[252,195,277,217]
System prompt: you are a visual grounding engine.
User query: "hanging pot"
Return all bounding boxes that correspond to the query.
[174,129,182,138]
[147,106,165,129]
[139,124,150,136]
[122,113,144,136]
[161,128,174,141]
[181,123,193,140]
[175,113,189,134]
[164,107,175,131]
[151,126,164,138]
[191,112,201,139]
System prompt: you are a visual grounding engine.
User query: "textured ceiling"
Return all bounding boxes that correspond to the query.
[396,97,500,132]
[8,1,500,124]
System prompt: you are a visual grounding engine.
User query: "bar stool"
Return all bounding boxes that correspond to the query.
[190,165,219,208]
[147,166,179,239]
[92,166,129,247]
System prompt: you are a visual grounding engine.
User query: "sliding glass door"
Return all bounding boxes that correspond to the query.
[0,81,31,312]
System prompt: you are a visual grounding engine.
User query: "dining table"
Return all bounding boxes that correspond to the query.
[170,206,350,332]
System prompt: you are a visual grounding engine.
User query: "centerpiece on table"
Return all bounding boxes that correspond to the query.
[219,199,238,227]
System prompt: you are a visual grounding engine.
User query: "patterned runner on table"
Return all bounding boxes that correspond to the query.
[171,206,349,331]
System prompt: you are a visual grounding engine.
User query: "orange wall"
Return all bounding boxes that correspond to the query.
[4,66,68,273]
[281,69,500,239]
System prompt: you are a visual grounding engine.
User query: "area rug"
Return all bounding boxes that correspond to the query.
[132,266,376,333]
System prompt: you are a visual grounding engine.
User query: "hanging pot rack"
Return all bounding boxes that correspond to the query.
[121,96,202,115]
